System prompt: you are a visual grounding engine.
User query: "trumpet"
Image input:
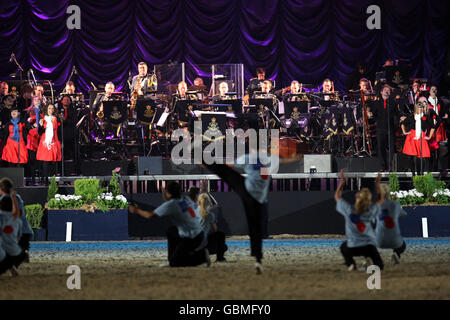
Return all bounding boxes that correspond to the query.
[96,109,104,119]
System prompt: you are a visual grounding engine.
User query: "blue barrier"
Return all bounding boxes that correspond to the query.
[47,209,129,241]
[400,206,450,237]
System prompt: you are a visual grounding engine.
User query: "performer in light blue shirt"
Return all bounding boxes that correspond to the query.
[335,169,384,271]
[375,180,407,264]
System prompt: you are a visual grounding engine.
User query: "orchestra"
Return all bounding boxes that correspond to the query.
[0,59,449,183]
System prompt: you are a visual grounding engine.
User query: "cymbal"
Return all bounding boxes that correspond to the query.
[188,85,207,91]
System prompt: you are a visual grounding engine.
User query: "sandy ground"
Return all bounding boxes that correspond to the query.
[1,237,450,300]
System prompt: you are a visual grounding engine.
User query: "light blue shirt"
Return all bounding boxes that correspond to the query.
[376,199,407,249]
[0,210,23,256]
[234,153,274,204]
[17,194,33,235]
[154,196,203,239]
[201,211,217,236]
[0,194,32,235]
[336,199,379,248]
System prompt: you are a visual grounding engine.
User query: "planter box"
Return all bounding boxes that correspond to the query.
[47,209,129,241]
[400,206,450,237]
[32,228,47,241]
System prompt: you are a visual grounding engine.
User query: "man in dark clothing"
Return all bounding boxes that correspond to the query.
[369,84,401,171]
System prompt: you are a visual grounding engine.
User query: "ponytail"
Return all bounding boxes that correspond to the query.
[198,193,211,219]
[354,188,372,214]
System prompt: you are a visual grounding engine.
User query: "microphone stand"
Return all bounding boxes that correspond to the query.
[11,53,24,80]
[387,97,391,172]
[60,109,65,177]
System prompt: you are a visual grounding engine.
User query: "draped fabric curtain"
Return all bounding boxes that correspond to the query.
[1,0,448,93]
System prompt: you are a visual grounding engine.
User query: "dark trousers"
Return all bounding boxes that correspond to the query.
[206,231,228,261]
[340,241,384,270]
[19,233,32,251]
[394,241,406,257]
[166,226,207,267]
[377,131,395,171]
[42,161,57,182]
[0,250,27,275]
[204,163,264,263]
[25,150,38,179]
[409,155,429,175]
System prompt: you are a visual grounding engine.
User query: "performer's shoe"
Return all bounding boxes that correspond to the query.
[391,252,400,264]
[255,262,263,275]
[10,266,19,277]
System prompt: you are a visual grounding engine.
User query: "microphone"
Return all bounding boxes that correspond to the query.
[72,66,78,75]
[90,82,97,91]
[9,53,15,63]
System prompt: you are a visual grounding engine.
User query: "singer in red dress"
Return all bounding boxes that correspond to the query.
[1,107,28,165]
[36,104,61,181]
[401,100,436,174]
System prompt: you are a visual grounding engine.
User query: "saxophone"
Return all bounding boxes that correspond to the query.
[147,73,158,91]
[130,76,141,111]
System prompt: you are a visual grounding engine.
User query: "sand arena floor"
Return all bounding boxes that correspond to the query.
[1,237,450,300]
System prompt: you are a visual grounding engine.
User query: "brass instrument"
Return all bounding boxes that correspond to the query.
[147,73,158,91]
[96,108,104,119]
[130,76,141,117]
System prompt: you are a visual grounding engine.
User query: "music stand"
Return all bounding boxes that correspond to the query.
[249,98,276,112]
[174,99,202,123]
[103,100,127,134]
[214,99,242,114]
[284,101,308,117]
[193,111,227,142]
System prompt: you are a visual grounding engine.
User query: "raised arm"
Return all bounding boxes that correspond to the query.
[375,171,383,205]
[128,204,157,219]
[334,169,346,202]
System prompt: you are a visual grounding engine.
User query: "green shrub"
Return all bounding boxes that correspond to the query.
[389,173,400,192]
[47,175,58,202]
[108,170,121,196]
[25,204,44,229]
[414,173,446,202]
[74,179,103,204]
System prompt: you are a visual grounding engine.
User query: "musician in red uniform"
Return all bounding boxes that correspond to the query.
[36,104,61,183]
[1,106,28,166]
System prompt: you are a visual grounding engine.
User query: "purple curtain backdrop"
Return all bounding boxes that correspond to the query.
[0,0,448,94]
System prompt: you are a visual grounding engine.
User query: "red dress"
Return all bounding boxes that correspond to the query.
[1,122,29,164]
[26,114,40,152]
[402,130,431,158]
[36,116,62,162]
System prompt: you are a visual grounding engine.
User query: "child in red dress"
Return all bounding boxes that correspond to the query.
[1,107,28,166]
[36,104,61,183]
[401,99,437,175]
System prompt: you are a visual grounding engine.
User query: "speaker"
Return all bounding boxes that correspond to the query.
[0,168,24,188]
[303,154,333,173]
[137,156,163,175]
